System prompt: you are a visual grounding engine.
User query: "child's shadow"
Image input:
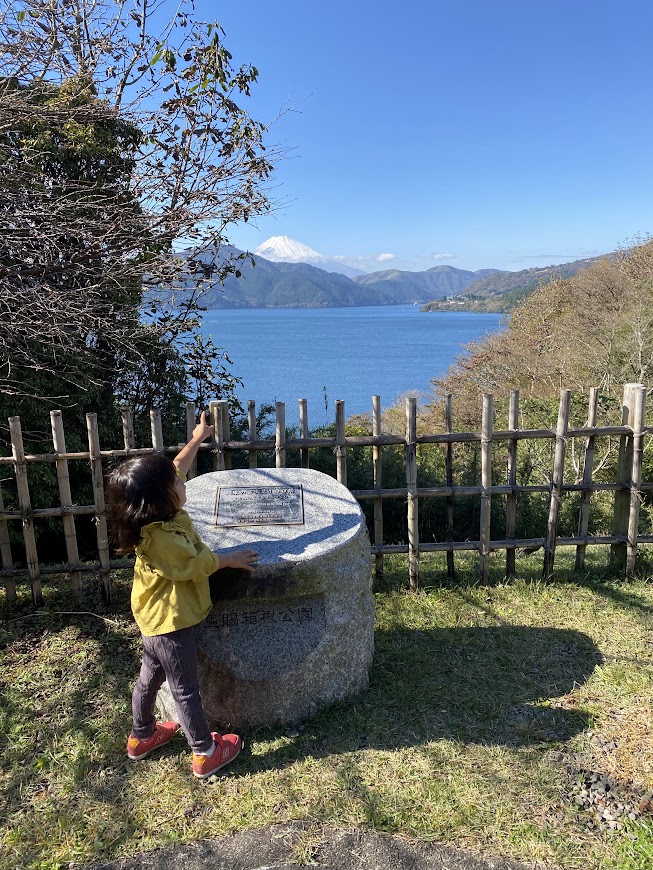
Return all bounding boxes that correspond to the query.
[245,625,602,768]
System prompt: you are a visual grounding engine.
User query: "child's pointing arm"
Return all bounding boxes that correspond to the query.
[174,411,214,477]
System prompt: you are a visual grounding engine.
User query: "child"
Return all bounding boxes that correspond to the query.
[106,412,258,778]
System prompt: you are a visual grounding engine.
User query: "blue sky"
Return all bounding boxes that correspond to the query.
[196,0,653,273]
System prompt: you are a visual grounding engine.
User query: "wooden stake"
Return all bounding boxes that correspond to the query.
[626,385,646,573]
[86,413,111,603]
[0,483,16,601]
[9,417,41,604]
[218,401,231,470]
[336,400,347,486]
[248,400,258,469]
[299,399,309,468]
[405,397,419,591]
[276,402,286,468]
[505,390,519,578]
[575,388,598,570]
[51,410,82,595]
[120,405,135,451]
[186,402,197,479]
[445,393,455,579]
[611,383,642,568]
[543,390,571,578]
[150,408,164,452]
[479,394,493,584]
[209,400,224,471]
[373,396,384,584]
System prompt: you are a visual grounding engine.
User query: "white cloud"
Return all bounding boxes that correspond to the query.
[377,252,397,262]
[432,252,455,260]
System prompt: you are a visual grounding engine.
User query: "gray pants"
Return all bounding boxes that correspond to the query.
[131,625,213,753]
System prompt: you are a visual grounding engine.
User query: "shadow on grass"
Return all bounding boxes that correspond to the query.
[247,623,602,770]
[0,577,147,863]
[559,571,653,621]
[381,547,653,621]
[0,576,603,865]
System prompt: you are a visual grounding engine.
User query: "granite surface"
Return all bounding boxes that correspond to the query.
[185,467,365,564]
[157,468,374,727]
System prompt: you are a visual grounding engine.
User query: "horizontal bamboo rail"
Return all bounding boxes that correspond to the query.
[371,534,624,555]
[0,426,642,465]
[1,385,650,604]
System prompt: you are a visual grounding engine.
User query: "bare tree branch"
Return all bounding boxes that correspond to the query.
[0,0,280,406]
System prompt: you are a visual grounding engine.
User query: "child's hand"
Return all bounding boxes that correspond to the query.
[220,549,259,573]
[192,410,214,443]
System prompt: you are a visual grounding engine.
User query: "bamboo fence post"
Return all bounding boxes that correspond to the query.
[405,397,419,591]
[120,405,135,451]
[575,387,598,571]
[626,385,647,574]
[9,416,41,604]
[611,383,640,569]
[479,394,493,584]
[543,389,571,578]
[505,389,519,578]
[336,400,347,486]
[150,408,164,452]
[50,410,82,595]
[444,393,455,579]
[248,401,258,469]
[373,396,384,584]
[209,400,224,471]
[0,483,16,602]
[275,402,286,468]
[218,401,231,470]
[299,399,309,468]
[186,402,197,479]
[86,413,111,602]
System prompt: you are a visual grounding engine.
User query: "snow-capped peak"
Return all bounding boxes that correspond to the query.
[254,235,327,263]
[254,235,366,278]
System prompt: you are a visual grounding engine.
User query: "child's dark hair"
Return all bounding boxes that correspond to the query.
[106,454,179,553]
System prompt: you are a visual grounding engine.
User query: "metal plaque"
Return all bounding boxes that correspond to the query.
[214,484,304,527]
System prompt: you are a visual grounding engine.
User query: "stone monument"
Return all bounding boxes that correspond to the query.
[157,467,373,727]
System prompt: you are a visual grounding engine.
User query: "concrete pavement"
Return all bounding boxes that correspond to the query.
[87,821,556,870]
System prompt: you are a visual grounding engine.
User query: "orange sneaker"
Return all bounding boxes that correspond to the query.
[127,721,180,760]
[192,732,242,779]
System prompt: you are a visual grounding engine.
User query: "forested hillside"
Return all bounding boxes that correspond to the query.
[380,240,653,544]
[421,255,605,312]
[183,249,496,308]
[184,246,615,312]
[203,251,388,308]
[427,241,653,424]
[351,264,489,299]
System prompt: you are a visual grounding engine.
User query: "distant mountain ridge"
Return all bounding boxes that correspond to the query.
[179,241,609,310]
[420,255,607,312]
[182,246,497,309]
[352,264,502,298]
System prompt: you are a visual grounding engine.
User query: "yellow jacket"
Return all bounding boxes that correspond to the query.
[132,509,219,636]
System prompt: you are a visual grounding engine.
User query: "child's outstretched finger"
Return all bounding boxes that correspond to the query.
[194,410,214,441]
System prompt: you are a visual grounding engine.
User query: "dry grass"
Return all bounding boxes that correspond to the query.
[1,547,653,869]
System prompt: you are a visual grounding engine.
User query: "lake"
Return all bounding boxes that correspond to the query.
[201,306,504,426]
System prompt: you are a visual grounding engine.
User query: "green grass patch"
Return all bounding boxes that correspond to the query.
[1,548,653,869]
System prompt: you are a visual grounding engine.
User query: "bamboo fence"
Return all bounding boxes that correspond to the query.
[0,383,650,605]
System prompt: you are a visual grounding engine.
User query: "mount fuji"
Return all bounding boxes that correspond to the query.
[254,235,365,278]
